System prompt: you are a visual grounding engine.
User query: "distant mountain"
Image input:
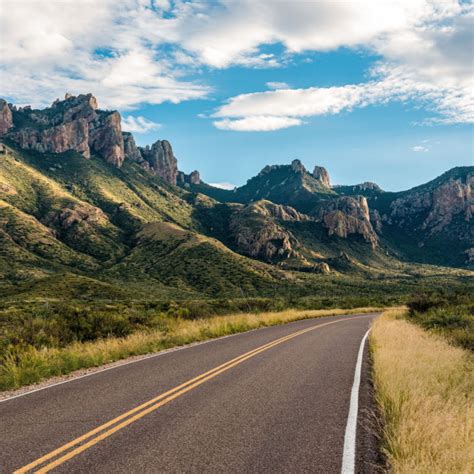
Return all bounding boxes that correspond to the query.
[0,93,472,301]
[190,163,473,269]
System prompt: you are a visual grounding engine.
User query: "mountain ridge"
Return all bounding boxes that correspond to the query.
[0,93,472,302]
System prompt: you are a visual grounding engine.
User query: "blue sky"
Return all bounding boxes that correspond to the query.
[1,0,473,191]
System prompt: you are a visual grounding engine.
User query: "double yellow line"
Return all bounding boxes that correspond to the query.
[15,315,371,473]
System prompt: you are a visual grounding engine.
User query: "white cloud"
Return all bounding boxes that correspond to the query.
[412,145,430,152]
[266,82,290,90]
[201,0,473,129]
[122,115,161,133]
[0,0,472,128]
[157,0,460,68]
[0,0,210,110]
[209,182,237,190]
[214,116,303,132]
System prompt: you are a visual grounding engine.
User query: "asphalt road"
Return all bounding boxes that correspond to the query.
[0,312,381,473]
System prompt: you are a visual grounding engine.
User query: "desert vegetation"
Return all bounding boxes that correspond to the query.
[371,308,473,473]
[406,290,473,350]
[0,304,382,391]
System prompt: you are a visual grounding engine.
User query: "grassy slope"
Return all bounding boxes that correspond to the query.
[0,146,292,298]
[371,309,473,473]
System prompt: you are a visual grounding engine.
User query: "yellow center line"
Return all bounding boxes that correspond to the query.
[15,327,311,474]
[15,314,372,473]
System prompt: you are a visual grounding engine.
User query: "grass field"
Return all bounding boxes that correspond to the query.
[0,306,382,391]
[371,309,473,473]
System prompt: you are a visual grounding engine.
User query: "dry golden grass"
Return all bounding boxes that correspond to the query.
[371,309,474,473]
[1,306,382,391]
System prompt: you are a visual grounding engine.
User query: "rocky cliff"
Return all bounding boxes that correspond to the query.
[229,200,307,261]
[387,174,473,237]
[0,94,188,185]
[312,166,331,187]
[316,196,379,247]
[3,94,125,166]
[139,140,178,185]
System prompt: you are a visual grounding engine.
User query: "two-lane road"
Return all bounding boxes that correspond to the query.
[0,312,380,473]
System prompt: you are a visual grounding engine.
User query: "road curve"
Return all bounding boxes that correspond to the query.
[0,312,381,473]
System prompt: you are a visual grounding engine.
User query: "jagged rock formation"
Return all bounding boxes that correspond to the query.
[1,94,190,185]
[226,160,336,213]
[229,200,306,261]
[138,140,178,185]
[386,174,472,237]
[177,170,201,186]
[316,196,378,247]
[123,132,143,163]
[122,133,178,184]
[0,99,13,135]
[291,159,306,173]
[312,166,331,187]
[353,182,382,192]
[4,94,125,166]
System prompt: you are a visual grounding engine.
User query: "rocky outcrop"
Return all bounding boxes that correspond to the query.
[177,170,201,186]
[313,262,331,273]
[139,140,178,185]
[9,119,90,157]
[43,202,109,234]
[229,200,306,261]
[387,174,472,236]
[317,196,378,247]
[6,94,126,166]
[2,93,188,181]
[312,166,331,187]
[0,99,13,135]
[89,111,124,166]
[370,209,383,233]
[352,182,382,192]
[123,132,144,163]
[247,200,308,222]
[291,159,306,173]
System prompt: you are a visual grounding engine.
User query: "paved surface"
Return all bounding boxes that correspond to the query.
[0,312,381,473]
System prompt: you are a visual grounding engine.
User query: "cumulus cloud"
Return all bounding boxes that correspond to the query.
[1,0,472,127]
[214,116,303,132]
[122,115,161,133]
[0,0,210,109]
[206,0,473,129]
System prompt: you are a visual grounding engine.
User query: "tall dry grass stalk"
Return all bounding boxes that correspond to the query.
[371,309,474,473]
[1,306,381,391]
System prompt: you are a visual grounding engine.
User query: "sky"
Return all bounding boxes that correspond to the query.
[0,0,473,191]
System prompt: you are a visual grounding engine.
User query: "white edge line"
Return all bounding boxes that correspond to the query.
[341,327,371,474]
[0,312,376,404]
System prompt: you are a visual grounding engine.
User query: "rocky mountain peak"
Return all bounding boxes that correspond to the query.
[312,166,331,187]
[139,139,178,185]
[178,170,201,186]
[291,159,306,173]
[3,93,125,166]
[0,93,194,185]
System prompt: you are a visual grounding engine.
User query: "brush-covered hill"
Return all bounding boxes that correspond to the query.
[0,93,472,303]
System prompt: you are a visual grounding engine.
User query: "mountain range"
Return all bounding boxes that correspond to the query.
[0,94,472,301]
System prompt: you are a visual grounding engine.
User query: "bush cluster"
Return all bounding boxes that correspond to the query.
[406,291,474,351]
